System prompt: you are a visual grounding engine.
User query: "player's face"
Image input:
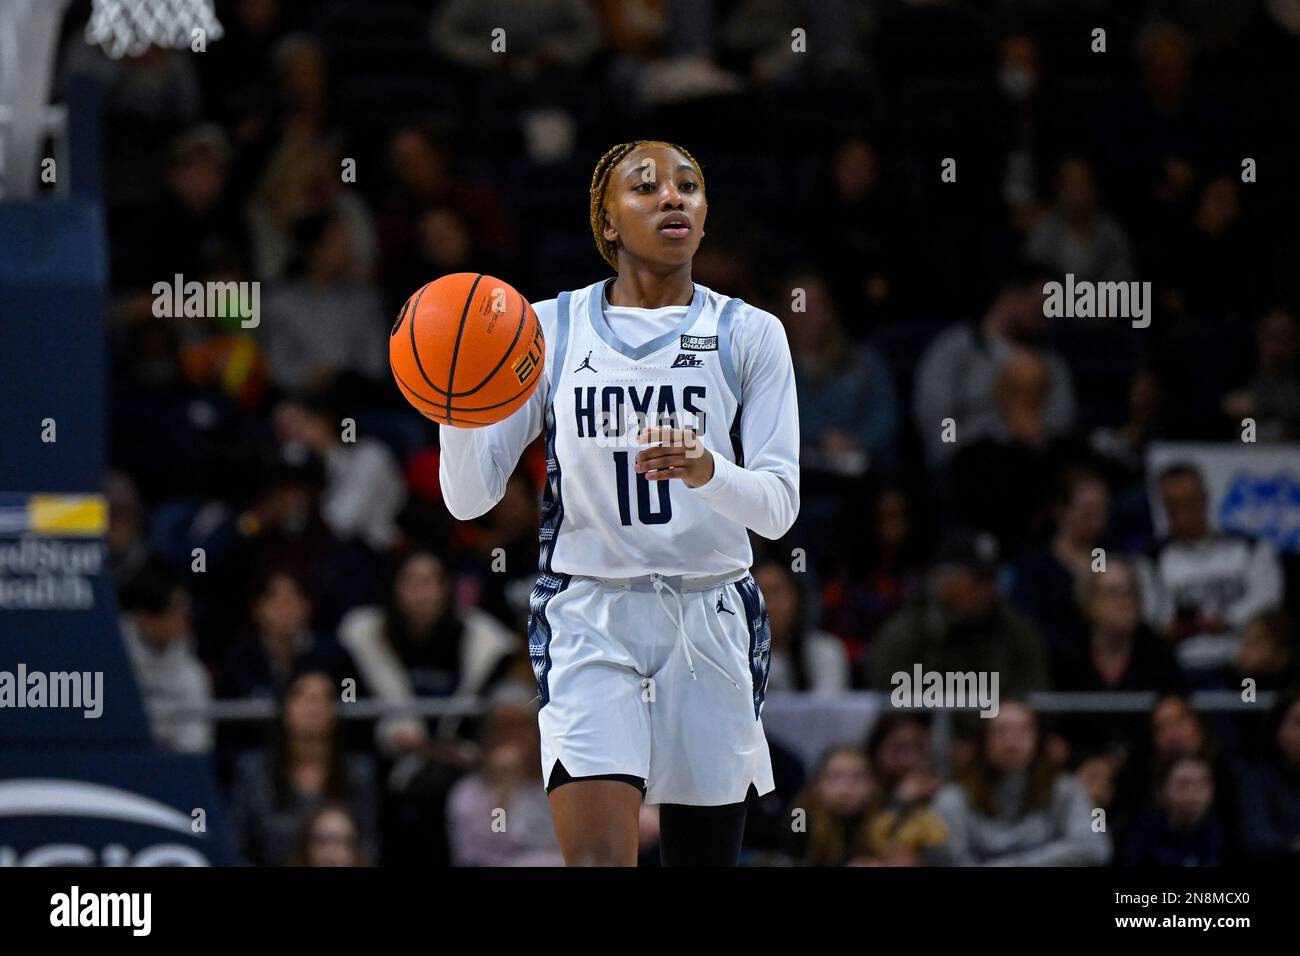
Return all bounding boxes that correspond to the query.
[602,145,707,270]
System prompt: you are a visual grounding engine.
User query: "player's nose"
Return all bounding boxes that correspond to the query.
[659,184,686,209]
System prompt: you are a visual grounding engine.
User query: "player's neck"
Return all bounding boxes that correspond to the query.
[608,265,694,310]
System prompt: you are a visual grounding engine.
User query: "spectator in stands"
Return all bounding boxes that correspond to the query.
[933,701,1112,866]
[119,561,213,755]
[1025,157,1135,285]
[338,549,517,760]
[272,392,406,553]
[1220,307,1300,442]
[597,0,742,108]
[1150,695,1216,766]
[755,559,849,694]
[244,34,373,281]
[1011,466,1110,654]
[196,0,288,138]
[1074,750,1121,818]
[1135,463,1284,684]
[1114,695,1223,826]
[260,212,387,393]
[913,259,1076,469]
[188,444,373,643]
[862,715,949,866]
[378,125,515,310]
[1237,691,1300,863]
[1236,610,1297,693]
[1088,366,1169,542]
[1119,755,1225,866]
[948,351,1081,556]
[1055,559,1185,695]
[1163,174,1252,319]
[805,137,902,321]
[105,471,153,591]
[821,485,927,677]
[392,204,477,302]
[218,569,343,701]
[986,34,1056,237]
[446,685,563,866]
[230,669,379,866]
[112,125,249,291]
[429,0,601,76]
[288,802,369,867]
[783,272,899,477]
[1092,19,1220,222]
[870,530,1049,704]
[721,0,871,83]
[780,746,876,866]
[1055,559,1186,767]
[61,40,202,210]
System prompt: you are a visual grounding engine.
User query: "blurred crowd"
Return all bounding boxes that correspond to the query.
[59,0,1300,865]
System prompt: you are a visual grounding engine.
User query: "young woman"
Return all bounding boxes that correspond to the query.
[439,140,800,865]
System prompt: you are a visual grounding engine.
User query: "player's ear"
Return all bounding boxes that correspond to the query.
[602,209,619,244]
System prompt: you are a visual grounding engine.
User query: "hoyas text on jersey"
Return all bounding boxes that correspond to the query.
[574,384,708,437]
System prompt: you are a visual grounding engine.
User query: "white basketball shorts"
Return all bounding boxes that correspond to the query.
[527,569,776,806]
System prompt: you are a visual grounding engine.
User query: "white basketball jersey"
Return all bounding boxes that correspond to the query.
[538,279,753,577]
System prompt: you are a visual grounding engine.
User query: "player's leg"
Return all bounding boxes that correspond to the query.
[645,573,775,864]
[531,577,652,866]
[657,788,755,866]
[546,761,644,866]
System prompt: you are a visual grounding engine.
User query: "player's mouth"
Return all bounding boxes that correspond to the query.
[657,214,692,238]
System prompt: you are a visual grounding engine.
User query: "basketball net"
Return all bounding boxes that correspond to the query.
[84,0,224,59]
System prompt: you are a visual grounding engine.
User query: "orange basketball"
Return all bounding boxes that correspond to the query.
[390,273,545,428]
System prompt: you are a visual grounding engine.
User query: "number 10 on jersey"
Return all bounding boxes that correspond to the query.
[613,451,672,525]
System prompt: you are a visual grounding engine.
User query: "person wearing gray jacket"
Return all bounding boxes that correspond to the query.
[933,700,1112,866]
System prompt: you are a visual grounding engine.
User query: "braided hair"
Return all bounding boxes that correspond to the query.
[588,140,705,271]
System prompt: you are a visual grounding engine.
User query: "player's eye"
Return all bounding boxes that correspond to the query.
[634,182,657,193]
[679,180,698,191]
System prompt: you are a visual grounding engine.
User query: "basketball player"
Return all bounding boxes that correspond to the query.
[439,141,800,866]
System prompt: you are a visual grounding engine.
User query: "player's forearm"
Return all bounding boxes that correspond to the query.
[438,426,511,520]
[690,452,799,540]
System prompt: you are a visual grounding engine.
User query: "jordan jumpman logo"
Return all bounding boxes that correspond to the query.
[573,350,597,373]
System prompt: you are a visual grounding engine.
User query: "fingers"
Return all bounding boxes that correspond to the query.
[636,454,692,477]
[634,427,702,465]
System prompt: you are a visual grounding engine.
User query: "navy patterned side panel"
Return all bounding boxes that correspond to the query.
[537,291,569,576]
[537,402,563,573]
[527,571,571,708]
[529,292,573,707]
[733,573,772,719]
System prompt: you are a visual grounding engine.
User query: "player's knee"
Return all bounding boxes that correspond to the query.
[566,837,636,867]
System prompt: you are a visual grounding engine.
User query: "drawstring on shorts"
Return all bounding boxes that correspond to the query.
[649,572,740,688]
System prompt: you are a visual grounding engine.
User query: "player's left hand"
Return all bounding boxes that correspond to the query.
[634,426,714,488]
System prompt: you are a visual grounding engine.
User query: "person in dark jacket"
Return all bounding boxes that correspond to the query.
[1237,690,1300,864]
[1054,558,1186,763]
[870,531,1049,731]
[1119,755,1225,867]
[229,669,379,866]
